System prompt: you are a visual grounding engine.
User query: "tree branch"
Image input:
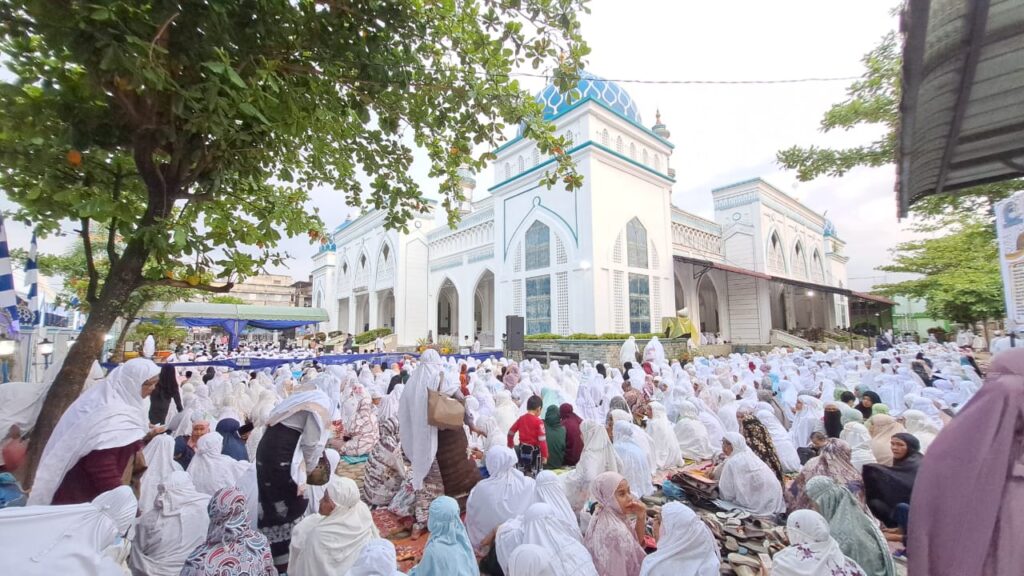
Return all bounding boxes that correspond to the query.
[107,166,122,266]
[140,278,235,293]
[79,218,100,304]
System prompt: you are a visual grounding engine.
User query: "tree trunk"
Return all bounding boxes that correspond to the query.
[21,244,148,488]
[111,314,137,363]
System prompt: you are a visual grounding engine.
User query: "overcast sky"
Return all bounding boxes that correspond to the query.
[3,0,913,293]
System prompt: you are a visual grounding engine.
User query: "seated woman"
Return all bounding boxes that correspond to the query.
[786,438,869,515]
[640,501,720,576]
[611,420,655,499]
[130,471,210,576]
[714,432,785,516]
[582,471,648,576]
[347,538,405,576]
[673,400,715,461]
[840,422,877,473]
[863,433,923,528]
[465,446,536,554]
[336,393,379,456]
[519,502,598,575]
[0,486,137,575]
[216,414,249,461]
[187,433,252,496]
[180,487,275,576]
[289,476,379,576]
[563,420,622,512]
[535,470,580,536]
[543,405,567,469]
[867,414,905,466]
[806,476,895,576]
[408,496,478,576]
[771,510,867,576]
[360,416,406,506]
[738,413,785,484]
[646,402,683,470]
[559,403,584,466]
[899,409,939,453]
[30,358,162,505]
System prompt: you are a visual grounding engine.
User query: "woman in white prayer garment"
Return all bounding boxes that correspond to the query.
[611,420,655,498]
[130,471,211,576]
[673,400,716,461]
[715,432,786,516]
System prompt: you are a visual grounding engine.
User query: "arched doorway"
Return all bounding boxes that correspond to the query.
[355,294,370,334]
[437,279,459,337]
[674,276,686,314]
[473,271,495,347]
[771,285,788,330]
[377,289,395,330]
[697,276,720,334]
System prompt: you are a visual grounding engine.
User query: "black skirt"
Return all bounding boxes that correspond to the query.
[256,423,308,565]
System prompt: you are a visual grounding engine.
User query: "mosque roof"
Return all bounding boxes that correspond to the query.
[518,71,641,136]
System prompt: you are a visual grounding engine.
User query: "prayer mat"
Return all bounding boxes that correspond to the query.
[335,460,367,491]
[341,454,370,465]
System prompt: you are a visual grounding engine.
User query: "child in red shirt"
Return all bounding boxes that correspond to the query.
[507,395,548,463]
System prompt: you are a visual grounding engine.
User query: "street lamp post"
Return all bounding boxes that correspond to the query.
[38,338,54,371]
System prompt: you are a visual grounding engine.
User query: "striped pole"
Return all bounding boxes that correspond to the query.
[25,233,38,325]
[0,216,21,335]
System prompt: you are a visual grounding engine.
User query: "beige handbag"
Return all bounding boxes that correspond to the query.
[427,373,465,430]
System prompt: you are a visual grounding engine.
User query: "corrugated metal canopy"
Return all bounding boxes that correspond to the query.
[141,301,328,322]
[897,0,1024,217]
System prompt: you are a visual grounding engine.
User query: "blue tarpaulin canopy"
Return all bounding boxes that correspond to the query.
[140,302,329,348]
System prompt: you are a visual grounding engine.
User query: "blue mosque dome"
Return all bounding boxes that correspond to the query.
[823,218,838,238]
[519,71,641,136]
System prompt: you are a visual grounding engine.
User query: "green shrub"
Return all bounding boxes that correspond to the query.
[524,333,562,340]
[526,332,668,341]
[355,327,392,345]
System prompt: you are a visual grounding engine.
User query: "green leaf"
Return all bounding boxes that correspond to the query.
[226,68,246,89]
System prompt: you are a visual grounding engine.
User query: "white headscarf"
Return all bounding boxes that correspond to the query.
[647,402,683,470]
[187,432,252,496]
[772,510,867,575]
[130,471,210,576]
[29,358,160,505]
[465,446,537,551]
[718,432,785,516]
[0,486,137,575]
[639,502,720,576]
[345,538,405,576]
[839,422,877,473]
[673,400,715,460]
[612,420,655,498]
[289,476,379,576]
[520,503,598,576]
[507,543,558,576]
[397,349,445,490]
[789,395,825,447]
[493,390,518,435]
[563,420,620,511]
[138,434,183,513]
[534,470,579,537]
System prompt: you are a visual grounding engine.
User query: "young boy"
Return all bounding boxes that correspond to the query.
[506,395,548,466]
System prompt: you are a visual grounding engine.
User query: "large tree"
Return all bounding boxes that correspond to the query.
[776,29,1020,320]
[0,0,589,484]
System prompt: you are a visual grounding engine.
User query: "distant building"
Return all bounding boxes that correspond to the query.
[226,274,298,307]
[291,278,313,308]
[310,72,887,347]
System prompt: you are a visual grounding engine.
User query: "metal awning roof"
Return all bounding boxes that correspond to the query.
[850,291,898,306]
[897,0,1024,217]
[673,255,772,281]
[141,302,329,323]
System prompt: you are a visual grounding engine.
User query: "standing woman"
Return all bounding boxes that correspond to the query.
[399,349,480,538]
[149,364,183,426]
[255,372,334,572]
[30,358,162,505]
[543,405,566,469]
[559,403,584,466]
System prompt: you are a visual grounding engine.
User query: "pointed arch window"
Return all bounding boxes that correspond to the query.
[626,218,648,269]
[524,221,550,271]
[767,233,785,273]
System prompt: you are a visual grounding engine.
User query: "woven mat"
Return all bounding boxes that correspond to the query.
[335,460,367,491]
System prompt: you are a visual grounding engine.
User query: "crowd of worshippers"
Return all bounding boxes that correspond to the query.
[0,332,1017,576]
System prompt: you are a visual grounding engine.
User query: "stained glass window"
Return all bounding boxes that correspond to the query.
[525,221,550,271]
[629,273,650,333]
[627,218,648,269]
[526,276,551,334]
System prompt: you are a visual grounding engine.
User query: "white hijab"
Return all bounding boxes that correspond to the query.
[639,502,720,576]
[754,408,802,473]
[647,402,684,470]
[493,390,518,435]
[772,510,867,575]
[129,471,210,576]
[520,503,598,576]
[839,422,877,473]
[674,400,715,460]
[534,470,579,537]
[0,486,137,575]
[344,538,405,576]
[397,349,446,490]
[564,420,620,510]
[187,432,251,496]
[718,432,785,516]
[289,476,380,576]
[138,434,183,513]
[612,420,655,498]
[465,446,537,551]
[29,358,160,505]
[507,543,558,576]
[789,395,824,448]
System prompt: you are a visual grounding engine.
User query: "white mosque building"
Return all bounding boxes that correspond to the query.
[311,73,883,348]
